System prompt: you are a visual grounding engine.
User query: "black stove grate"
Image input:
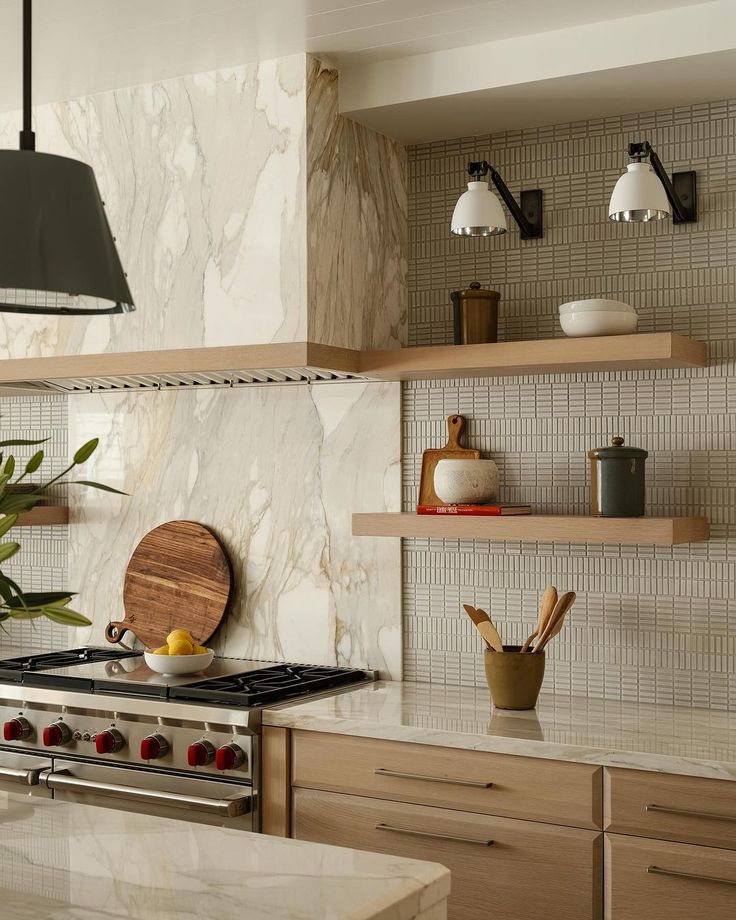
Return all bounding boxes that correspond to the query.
[0,647,141,683]
[168,663,370,707]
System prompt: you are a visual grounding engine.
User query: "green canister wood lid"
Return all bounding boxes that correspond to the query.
[587,436,648,460]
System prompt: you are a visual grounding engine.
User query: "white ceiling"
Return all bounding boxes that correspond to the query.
[0,0,718,113]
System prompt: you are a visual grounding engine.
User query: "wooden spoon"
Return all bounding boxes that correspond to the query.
[533,591,576,653]
[521,585,557,653]
[463,604,504,652]
[535,607,572,652]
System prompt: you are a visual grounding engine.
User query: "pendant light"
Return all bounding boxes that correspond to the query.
[0,0,134,315]
[451,161,543,239]
[608,142,697,224]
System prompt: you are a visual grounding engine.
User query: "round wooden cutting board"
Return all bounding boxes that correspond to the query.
[104,521,233,649]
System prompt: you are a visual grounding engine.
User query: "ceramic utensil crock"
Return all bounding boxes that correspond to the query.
[450,282,500,344]
[588,436,648,517]
[484,646,545,710]
[434,458,499,504]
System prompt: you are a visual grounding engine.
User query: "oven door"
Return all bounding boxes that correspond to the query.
[0,749,52,797]
[42,760,255,830]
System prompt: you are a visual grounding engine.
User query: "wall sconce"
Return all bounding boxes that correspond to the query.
[451,161,543,239]
[608,142,697,224]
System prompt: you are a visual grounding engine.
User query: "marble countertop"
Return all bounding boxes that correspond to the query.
[0,792,449,920]
[264,680,736,780]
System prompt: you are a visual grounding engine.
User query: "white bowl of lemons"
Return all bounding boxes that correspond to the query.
[144,629,214,677]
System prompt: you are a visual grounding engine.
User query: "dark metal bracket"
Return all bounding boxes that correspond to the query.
[628,142,697,224]
[468,161,543,239]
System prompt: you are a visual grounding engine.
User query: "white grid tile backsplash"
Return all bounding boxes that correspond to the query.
[403,99,736,709]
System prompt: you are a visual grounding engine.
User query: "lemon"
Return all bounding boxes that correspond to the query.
[192,645,208,655]
[151,645,169,655]
[166,628,192,645]
[168,638,194,656]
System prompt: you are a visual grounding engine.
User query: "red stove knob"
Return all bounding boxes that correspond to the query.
[95,728,125,754]
[187,739,215,767]
[140,734,169,761]
[215,742,246,771]
[42,722,71,747]
[3,717,32,741]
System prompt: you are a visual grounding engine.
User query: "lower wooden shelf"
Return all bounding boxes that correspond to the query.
[352,513,709,545]
[13,507,69,526]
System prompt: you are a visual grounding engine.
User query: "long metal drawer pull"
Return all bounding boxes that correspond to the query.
[0,765,39,786]
[646,803,736,823]
[375,768,493,789]
[376,823,494,846]
[44,771,252,817]
[648,866,736,887]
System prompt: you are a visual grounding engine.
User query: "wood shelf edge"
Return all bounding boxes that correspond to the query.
[352,513,710,545]
[359,333,708,381]
[14,507,70,526]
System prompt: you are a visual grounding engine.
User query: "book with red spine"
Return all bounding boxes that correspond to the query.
[416,504,532,516]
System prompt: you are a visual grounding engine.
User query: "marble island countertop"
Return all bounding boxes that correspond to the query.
[0,792,449,920]
[264,680,736,781]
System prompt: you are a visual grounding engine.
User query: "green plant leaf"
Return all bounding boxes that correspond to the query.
[0,437,50,447]
[73,439,99,465]
[0,513,18,538]
[25,450,44,475]
[69,480,128,495]
[0,542,20,564]
[0,494,41,514]
[5,607,43,620]
[5,591,76,609]
[41,606,92,627]
[0,575,15,603]
[3,456,14,477]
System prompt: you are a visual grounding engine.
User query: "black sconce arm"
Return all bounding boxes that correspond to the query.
[468,161,543,239]
[628,142,697,224]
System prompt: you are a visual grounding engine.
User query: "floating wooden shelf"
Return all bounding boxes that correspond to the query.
[13,507,70,526]
[0,333,707,395]
[352,513,710,545]
[359,333,707,381]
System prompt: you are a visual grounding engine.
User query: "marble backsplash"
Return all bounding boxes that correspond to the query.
[0,55,309,359]
[69,382,402,677]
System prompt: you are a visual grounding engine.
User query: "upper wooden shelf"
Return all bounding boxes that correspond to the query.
[352,512,710,545]
[0,333,707,395]
[13,507,69,526]
[359,333,707,381]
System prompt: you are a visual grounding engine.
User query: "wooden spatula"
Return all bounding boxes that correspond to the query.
[521,585,558,653]
[463,604,504,652]
[418,415,480,507]
[533,591,576,653]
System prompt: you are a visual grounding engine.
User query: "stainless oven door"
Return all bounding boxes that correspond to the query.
[42,760,255,830]
[0,749,52,797]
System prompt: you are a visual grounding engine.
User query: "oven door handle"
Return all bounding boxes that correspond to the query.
[0,764,46,786]
[41,770,253,818]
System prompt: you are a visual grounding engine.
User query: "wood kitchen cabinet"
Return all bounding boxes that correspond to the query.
[294,787,602,920]
[289,730,603,920]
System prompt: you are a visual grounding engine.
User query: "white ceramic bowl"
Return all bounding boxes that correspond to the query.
[433,458,499,504]
[144,649,214,677]
[558,298,635,315]
[559,310,638,337]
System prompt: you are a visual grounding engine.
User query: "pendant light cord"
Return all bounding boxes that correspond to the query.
[20,0,35,151]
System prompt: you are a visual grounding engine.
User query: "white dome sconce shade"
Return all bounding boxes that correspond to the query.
[609,141,697,224]
[451,161,543,239]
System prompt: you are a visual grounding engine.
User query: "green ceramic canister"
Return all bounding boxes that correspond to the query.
[588,436,648,517]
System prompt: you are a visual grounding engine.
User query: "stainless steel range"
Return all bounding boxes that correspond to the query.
[0,648,372,830]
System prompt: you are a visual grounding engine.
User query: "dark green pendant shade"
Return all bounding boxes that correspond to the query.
[0,149,134,315]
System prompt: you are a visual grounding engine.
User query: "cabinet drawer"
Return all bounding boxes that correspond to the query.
[605,833,736,920]
[605,768,736,849]
[292,730,602,829]
[294,787,601,920]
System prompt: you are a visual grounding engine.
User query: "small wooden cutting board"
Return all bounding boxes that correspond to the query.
[105,520,233,649]
[418,414,480,507]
